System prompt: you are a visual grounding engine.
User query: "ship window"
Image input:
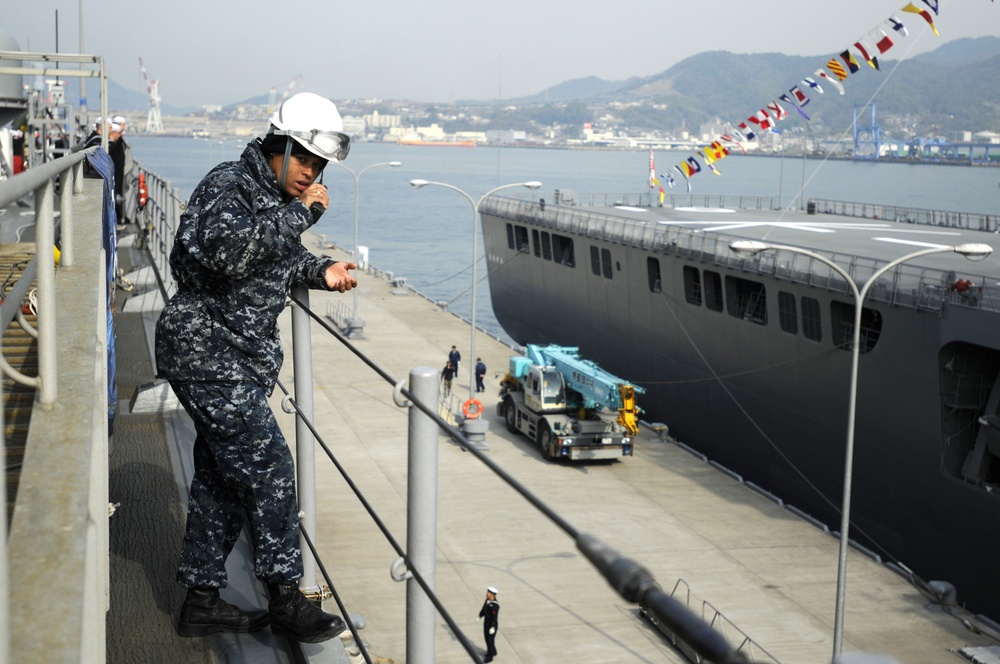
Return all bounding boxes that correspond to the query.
[726,276,767,325]
[590,246,601,275]
[647,258,662,293]
[830,301,882,353]
[704,270,723,312]
[513,225,529,253]
[601,249,613,279]
[778,291,798,334]
[683,266,702,305]
[532,229,541,257]
[541,232,552,260]
[552,234,575,267]
[506,223,515,250]
[801,296,822,342]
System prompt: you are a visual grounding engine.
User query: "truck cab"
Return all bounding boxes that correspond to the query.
[524,366,565,412]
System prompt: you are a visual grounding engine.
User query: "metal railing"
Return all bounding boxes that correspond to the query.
[662,580,781,664]
[0,150,112,664]
[135,165,183,298]
[560,191,780,211]
[481,196,1000,314]
[0,152,92,403]
[809,198,1000,233]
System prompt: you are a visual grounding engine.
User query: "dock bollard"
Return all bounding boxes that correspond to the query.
[344,317,365,339]
[461,416,489,450]
[650,422,669,442]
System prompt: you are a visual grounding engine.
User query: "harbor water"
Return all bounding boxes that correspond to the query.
[127,136,1000,343]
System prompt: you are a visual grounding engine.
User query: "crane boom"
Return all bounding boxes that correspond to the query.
[267,75,303,115]
[524,345,644,411]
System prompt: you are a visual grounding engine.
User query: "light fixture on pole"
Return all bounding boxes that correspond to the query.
[729,239,992,660]
[330,160,402,338]
[410,179,542,403]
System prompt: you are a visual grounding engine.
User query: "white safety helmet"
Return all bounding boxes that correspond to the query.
[268,92,350,163]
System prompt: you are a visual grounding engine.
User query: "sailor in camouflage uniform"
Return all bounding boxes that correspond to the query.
[156,92,355,643]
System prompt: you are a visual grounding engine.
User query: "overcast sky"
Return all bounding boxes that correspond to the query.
[5,1,998,108]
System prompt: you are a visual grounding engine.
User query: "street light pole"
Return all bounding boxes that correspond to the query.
[729,239,992,660]
[410,179,541,401]
[330,160,401,337]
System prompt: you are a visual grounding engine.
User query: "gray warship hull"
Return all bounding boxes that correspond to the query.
[480,192,1000,621]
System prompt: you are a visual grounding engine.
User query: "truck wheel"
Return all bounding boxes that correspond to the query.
[537,423,553,459]
[504,397,517,433]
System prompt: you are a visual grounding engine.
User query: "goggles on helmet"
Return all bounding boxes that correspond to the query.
[272,128,351,162]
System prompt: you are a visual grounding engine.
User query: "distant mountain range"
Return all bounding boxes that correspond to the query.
[498,36,1000,134]
[61,36,1000,135]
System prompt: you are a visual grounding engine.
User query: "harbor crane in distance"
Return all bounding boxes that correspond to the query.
[139,57,164,134]
[267,74,303,116]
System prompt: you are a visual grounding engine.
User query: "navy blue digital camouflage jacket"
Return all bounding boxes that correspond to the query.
[155,139,334,393]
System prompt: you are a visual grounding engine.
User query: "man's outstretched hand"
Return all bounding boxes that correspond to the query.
[325,262,357,292]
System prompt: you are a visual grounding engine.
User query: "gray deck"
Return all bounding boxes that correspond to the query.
[109,227,999,664]
[579,198,1000,276]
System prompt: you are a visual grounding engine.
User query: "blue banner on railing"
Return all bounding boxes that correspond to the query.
[85,148,119,434]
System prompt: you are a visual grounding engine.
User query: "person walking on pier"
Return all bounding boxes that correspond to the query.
[475,358,487,393]
[478,586,500,662]
[441,361,455,396]
[449,345,462,377]
[155,92,356,643]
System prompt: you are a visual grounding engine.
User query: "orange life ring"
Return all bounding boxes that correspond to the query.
[462,398,483,419]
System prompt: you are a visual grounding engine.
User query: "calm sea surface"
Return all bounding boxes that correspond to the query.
[128,136,1000,343]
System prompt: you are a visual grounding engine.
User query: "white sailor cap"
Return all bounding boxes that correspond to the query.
[487,586,498,595]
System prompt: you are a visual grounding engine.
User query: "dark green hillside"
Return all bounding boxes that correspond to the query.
[511,37,1000,135]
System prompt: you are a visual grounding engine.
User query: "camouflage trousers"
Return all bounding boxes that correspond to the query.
[171,381,303,588]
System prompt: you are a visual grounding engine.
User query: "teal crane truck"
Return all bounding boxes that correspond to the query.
[497,344,645,461]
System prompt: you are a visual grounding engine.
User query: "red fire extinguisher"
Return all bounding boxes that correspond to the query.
[138,172,148,208]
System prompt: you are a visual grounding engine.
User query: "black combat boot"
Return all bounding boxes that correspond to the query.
[177,587,269,637]
[267,582,346,643]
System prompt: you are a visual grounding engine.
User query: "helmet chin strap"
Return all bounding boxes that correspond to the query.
[277,140,293,196]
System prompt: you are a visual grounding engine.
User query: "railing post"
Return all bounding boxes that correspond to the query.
[406,366,439,664]
[34,179,57,406]
[59,168,74,267]
[72,160,85,194]
[290,285,319,596]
